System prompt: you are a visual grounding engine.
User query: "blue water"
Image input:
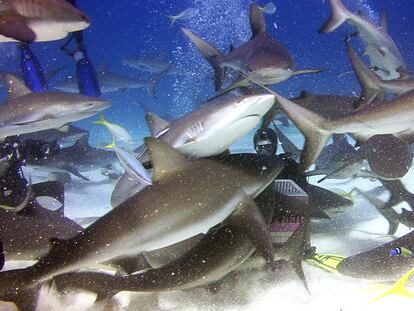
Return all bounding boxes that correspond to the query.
[0,0,413,148]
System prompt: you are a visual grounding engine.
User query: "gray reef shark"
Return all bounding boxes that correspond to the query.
[0,181,83,261]
[50,155,311,303]
[0,0,90,42]
[123,53,191,77]
[336,230,414,280]
[138,94,275,162]
[26,136,118,181]
[346,37,414,107]
[355,182,414,235]
[182,4,322,97]
[0,74,111,142]
[53,67,168,98]
[0,138,280,309]
[271,89,414,174]
[320,0,406,80]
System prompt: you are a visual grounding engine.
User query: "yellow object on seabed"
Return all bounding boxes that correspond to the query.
[305,253,346,273]
[369,268,414,303]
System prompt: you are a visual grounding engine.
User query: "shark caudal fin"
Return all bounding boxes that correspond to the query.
[280,219,311,292]
[181,28,226,91]
[319,0,352,33]
[147,67,170,98]
[273,93,334,173]
[346,37,382,107]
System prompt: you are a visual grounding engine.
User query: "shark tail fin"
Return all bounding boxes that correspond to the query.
[282,219,311,292]
[147,67,170,99]
[346,37,382,107]
[93,114,107,125]
[274,93,334,173]
[319,0,352,33]
[369,268,414,303]
[167,15,179,28]
[181,28,226,91]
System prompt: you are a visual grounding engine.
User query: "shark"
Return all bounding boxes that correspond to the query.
[0,138,281,309]
[320,0,406,80]
[26,136,118,181]
[336,230,414,281]
[50,156,312,303]
[53,67,168,98]
[123,53,191,77]
[346,37,414,107]
[0,181,83,261]
[270,89,414,174]
[355,182,414,235]
[182,4,322,97]
[0,74,111,142]
[0,0,90,43]
[138,94,275,162]
[51,221,311,304]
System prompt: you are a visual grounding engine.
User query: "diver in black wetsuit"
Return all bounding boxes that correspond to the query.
[253,127,308,190]
[0,138,61,208]
[60,0,101,97]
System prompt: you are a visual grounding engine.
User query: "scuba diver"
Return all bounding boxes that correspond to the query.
[0,137,62,209]
[253,127,307,190]
[60,0,101,97]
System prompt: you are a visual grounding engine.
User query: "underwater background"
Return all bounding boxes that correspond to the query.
[1,1,414,310]
[0,0,413,148]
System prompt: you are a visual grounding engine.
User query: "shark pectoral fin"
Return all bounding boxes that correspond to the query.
[106,254,151,275]
[213,78,249,99]
[280,219,311,292]
[226,197,275,268]
[0,15,36,42]
[369,268,414,303]
[61,164,89,181]
[292,68,324,77]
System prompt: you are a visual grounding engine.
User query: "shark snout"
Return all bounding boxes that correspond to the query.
[241,94,275,118]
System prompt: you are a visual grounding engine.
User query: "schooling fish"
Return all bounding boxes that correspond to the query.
[93,115,134,147]
[258,2,277,15]
[167,8,199,28]
[390,247,414,259]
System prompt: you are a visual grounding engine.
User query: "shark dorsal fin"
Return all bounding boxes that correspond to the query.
[145,112,170,136]
[145,137,191,181]
[250,3,266,37]
[4,73,31,99]
[380,9,388,32]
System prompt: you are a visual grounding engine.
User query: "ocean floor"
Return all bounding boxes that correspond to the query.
[1,130,414,311]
